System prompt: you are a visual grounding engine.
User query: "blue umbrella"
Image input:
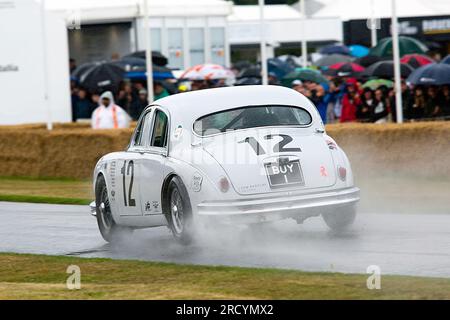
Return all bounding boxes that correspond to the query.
[407,63,450,85]
[349,45,369,58]
[441,55,450,65]
[320,44,350,56]
[125,65,174,81]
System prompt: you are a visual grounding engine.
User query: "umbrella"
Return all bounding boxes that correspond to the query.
[282,68,328,86]
[113,57,146,71]
[123,51,168,67]
[441,55,450,65]
[362,79,394,90]
[180,64,234,80]
[320,44,350,56]
[354,55,384,68]
[71,62,98,79]
[238,66,261,78]
[125,65,175,81]
[349,45,369,58]
[361,61,414,79]
[407,63,450,86]
[400,54,434,69]
[77,62,125,93]
[327,62,365,77]
[277,55,302,68]
[234,77,262,86]
[233,60,253,71]
[369,36,429,57]
[267,58,294,79]
[314,54,353,68]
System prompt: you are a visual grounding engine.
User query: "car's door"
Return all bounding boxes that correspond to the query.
[115,109,153,216]
[138,108,170,216]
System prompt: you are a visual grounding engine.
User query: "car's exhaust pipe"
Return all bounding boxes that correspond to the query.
[89,201,96,217]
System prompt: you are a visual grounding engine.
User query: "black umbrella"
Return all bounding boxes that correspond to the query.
[71,62,98,79]
[78,62,125,93]
[113,57,146,71]
[233,60,253,71]
[234,77,261,86]
[354,55,384,68]
[238,66,261,78]
[314,54,353,68]
[124,51,168,67]
[320,44,350,56]
[361,61,414,79]
[407,63,450,86]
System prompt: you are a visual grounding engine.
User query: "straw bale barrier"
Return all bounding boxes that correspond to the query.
[0,122,449,179]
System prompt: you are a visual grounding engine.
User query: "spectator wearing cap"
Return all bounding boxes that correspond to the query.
[130,89,149,121]
[291,80,305,95]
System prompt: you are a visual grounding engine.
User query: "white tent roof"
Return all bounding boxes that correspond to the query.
[44,0,232,19]
[312,0,450,20]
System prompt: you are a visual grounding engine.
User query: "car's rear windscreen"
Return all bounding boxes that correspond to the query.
[193,105,312,136]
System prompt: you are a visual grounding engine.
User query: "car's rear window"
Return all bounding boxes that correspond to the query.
[193,105,312,136]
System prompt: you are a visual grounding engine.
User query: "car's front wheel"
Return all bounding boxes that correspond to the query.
[165,176,194,244]
[322,205,357,232]
[95,175,132,242]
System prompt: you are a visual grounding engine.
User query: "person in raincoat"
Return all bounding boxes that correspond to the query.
[91,91,130,129]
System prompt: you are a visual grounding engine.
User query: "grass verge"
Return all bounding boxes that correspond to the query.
[0,177,91,205]
[0,253,450,299]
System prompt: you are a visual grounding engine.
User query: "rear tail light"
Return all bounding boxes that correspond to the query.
[218,176,230,193]
[338,166,347,181]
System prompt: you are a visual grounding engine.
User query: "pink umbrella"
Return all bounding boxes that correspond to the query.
[180,64,233,80]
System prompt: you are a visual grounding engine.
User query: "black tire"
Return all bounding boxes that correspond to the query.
[95,175,132,243]
[322,205,357,232]
[164,176,194,244]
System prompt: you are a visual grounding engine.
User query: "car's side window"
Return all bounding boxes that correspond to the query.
[132,109,152,147]
[132,115,145,146]
[150,110,168,148]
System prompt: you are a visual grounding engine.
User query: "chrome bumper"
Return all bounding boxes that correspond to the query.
[197,187,360,224]
[89,201,96,217]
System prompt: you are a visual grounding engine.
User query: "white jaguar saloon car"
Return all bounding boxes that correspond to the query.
[90,85,360,243]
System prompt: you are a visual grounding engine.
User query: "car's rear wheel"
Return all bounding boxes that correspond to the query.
[95,175,132,243]
[165,176,194,244]
[322,205,357,232]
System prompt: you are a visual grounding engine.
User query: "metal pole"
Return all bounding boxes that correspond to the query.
[370,0,377,47]
[143,0,154,103]
[391,0,403,123]
[258,0,268,85]
[300,0,308,68]
[40,0,52,130]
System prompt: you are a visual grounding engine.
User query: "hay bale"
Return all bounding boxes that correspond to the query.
[0,122,449,179]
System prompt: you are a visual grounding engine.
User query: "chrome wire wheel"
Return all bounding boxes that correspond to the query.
[170,188,184,234]
[99,186,113,231]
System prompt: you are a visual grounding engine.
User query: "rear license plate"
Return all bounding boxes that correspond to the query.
[264,159,304,188]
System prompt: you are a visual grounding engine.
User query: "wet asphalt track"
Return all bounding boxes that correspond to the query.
[0,201,449,278]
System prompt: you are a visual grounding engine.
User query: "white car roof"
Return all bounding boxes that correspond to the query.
[154,85,321,128]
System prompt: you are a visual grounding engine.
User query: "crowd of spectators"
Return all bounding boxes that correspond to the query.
[289,78,450,124]
[71,80,170,122]
[70,61,450,127]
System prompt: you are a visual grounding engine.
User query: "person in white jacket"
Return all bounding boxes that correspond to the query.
[91,91,130,129]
